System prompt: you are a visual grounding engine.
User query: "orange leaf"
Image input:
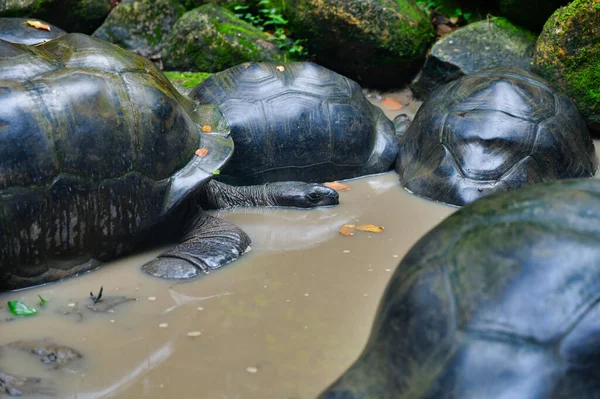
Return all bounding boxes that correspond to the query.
[324,181,351,191]
[339,224,356,236]
[195,148,209,157]
[355,224,384,233]
[27,20,51,31]
[276,65,285,72]
[381,99,404,111]
[202,125,211,132]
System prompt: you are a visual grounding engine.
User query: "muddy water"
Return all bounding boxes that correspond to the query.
[1,88,592,399]
[0,171,454,399]
[0,88,456,399]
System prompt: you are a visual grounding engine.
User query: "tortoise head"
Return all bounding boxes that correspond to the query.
[392,113,412,140]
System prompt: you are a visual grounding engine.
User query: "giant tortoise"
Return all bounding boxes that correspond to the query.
[190,62,398,185]
[0,34,338,291]
[320,178,600,398]
[396,67,597,206]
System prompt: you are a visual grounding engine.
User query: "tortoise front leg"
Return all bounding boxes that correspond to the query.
[197,180,339,209]
[141,213,251,279]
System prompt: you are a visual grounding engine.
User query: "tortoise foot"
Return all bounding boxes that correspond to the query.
[142,214,251,280]
[142,257,200,279]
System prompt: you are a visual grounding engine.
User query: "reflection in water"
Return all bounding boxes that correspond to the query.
[164,289,233,314]
[77,341,175,399]
[0,172,455,398]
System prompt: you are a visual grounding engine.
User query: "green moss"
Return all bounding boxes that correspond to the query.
[563,63,600,116]
[164,71,213,88]
[491,17,537,42]
[163,4,282,72]
[534,0,600,131]
[280,0,434,87]
[215,22,256,37]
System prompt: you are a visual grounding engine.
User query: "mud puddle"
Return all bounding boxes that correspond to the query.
[3,87,594,399]
[0,167,454,398]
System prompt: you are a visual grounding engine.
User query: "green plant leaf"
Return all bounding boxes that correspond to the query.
[8,300,38,317]
[38,294,47,307]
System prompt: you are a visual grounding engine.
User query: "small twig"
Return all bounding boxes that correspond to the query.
[90,286,104,304]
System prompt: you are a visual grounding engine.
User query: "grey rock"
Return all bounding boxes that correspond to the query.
[411,17,537,99]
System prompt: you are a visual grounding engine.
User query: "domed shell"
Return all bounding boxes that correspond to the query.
[0,33,213,196]
[321,179,600,398]
[396,67,597,206]
[190,62,397,184]
[0,34,231,287]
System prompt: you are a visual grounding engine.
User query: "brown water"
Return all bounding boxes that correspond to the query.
[2,89,594,399]
[0,169,454,399]
[0,88,455,398]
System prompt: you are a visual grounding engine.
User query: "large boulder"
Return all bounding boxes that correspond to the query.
[162,4,282,72]
[282,0,434,88]
[498,0,570,31]
[0,0,113,33]
[93,0,184,66]
[534,0,600,135]
[411,17,537,99]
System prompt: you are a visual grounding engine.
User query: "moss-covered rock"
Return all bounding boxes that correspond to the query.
[164,71,213,95]
[498,0,569,31]
[411,17,537,99]
[162,4,282,72]
[533,0,600,135]
[0,0,56,19]
[282,0,434,88]
[93,0,184,64]
[0,0,112,33]
[178,0,251,11]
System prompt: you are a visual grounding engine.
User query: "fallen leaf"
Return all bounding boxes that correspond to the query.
[356,224,384,233]
[381,99,404,111]
[324,182,351,191]
[27,20,51,31]
[7,300,38,317]
[339,224,356,236]
[212,169,221,175]
[195,148,209,157]
[202,125,211,132]
[276,65,285,72]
